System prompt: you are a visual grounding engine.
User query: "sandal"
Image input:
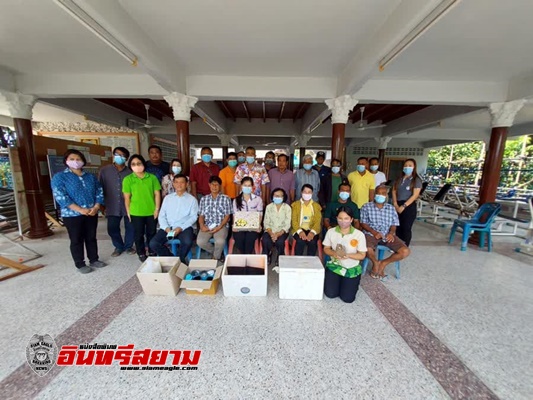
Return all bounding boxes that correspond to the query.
[380,274,389,282]
[370,272,380,279]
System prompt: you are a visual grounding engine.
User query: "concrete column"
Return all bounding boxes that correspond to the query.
[164,92,198,176]
[325,95,358,169]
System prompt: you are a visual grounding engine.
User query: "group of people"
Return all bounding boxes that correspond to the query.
[51,144,423,303]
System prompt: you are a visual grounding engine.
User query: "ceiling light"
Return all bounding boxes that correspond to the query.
[379,0,460,71]
[54,0,138,66]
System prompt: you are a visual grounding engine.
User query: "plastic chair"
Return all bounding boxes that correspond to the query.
[257,238,290,256]
[361,245,400,279]
[448,202,501,251]
[195,237,229,259]
[167,239,193,260]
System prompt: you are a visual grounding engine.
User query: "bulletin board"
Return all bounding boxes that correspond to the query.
[33,135,113,210]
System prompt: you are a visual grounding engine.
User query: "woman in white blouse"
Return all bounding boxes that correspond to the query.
[261,188,291,265]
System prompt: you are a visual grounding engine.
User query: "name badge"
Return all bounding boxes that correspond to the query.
[406,186,410,190]
[303,216,310,222]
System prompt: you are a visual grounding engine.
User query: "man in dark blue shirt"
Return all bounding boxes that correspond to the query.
[146,145,170,182]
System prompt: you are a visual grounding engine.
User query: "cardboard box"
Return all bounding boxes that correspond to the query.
[222,254,268,296]
[232,211,261,231]
[136,257,182,296]
[177,259,222,295]
[278,256,324,300]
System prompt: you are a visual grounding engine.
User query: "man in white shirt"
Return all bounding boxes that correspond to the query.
[149,174,198,262]
[369,157,387,187]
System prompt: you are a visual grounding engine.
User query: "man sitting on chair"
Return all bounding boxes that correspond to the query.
[360,185,410,279]
[149,174,198,262]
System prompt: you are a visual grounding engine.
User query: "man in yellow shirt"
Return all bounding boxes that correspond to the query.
[347,157,375,208]
[219,152,238,199]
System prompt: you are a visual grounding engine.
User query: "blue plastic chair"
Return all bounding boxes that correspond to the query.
[361,245,401,279]
[195,238,229,259]
[167,239,193,261]
[448,202,501,252]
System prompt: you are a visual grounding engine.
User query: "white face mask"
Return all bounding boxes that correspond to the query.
[301,193,312,201]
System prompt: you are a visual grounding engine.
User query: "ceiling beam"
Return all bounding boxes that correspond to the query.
[242,101,251,122]
[278,102,286,123]
[95,98,147,121]
[217,101,236,122]
[363,104,394,124]
[145,99,173,119]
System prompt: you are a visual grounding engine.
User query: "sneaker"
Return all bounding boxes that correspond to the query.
[78,266,92,274]
[126,248,136,255]
[90,261,108,268]
[139,254,147,262]
[111,249,122,257]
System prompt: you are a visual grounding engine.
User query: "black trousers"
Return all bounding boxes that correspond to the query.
[233,231,259,254]
[397,201,417,246]
[324,268,361,303]
[293,230,319,256]
[63,215,99,268]
[130,216,157,256]
[261,232,288,256]
[149,227,195,262]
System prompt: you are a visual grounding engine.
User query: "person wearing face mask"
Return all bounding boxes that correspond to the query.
[360,185,410,280]
[369,157,387,187]
[234,146,270,205]
[263,151,276,172]
[324,182,360,230]
[98,147,135,257]
[267,154,294,204]
[262,188,291,266]
[347,156,375,208]
[237,151,246,165]
[232,177,263,254]
[323,207,367,303]
[313,151,331,181]
[392,158,423,246]
[219,152,239,199]
[294,154,320,202]
[52,150,106,273]
[161,158,186,198]
[291,184,322,256]
[319,158,346,208]
[122,154,161,262]
[190,147,221,201]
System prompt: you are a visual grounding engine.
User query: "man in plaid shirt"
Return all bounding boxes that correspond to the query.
[197,176,233,262]
[360,185,410,279]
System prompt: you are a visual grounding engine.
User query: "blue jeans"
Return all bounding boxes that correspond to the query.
[107,215,134,252]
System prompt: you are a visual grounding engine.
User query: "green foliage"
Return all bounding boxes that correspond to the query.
[427,135,532,189]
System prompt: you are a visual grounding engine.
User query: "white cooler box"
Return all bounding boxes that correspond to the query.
[222,254,268,297]
[278,256,324,300]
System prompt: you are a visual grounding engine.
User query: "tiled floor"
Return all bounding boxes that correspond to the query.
[0,221,531,399]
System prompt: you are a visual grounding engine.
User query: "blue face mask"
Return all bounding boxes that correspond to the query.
[238,156,246,163]
[114,155,126,165]
[201,154,212,163]
[339,191,350,201]
[242,186,253,195]
[403,166,414,175]
[357,165,366,173]
[331,166,341,174]
[375,194,387,204]
[273,197,283,205]
[303,164,313,171]
[172,166,181,174]
[246,156,255,164]
[228,160,238,168]
[370,165,379,172]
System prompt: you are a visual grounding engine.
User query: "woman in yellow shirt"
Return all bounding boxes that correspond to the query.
[291,184,322,256]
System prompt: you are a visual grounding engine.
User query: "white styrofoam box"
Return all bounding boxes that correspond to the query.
[136,257,182,296]
[222,254,268,297]
[278,256,324,300]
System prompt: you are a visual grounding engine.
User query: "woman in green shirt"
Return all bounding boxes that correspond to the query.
[122,154,161,262]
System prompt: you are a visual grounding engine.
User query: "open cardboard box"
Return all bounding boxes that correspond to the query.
[136,257,182,296]
[178,259,222,295]
[222,254,268,297]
